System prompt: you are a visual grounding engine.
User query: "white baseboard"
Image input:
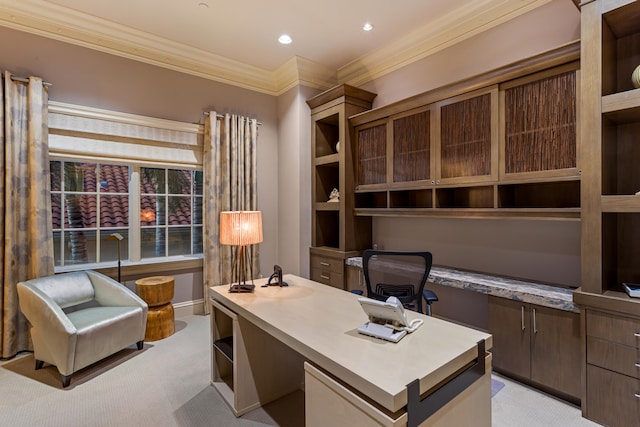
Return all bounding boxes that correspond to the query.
[173,299,205,317]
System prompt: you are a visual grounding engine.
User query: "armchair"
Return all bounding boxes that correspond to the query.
[17,270,148,387]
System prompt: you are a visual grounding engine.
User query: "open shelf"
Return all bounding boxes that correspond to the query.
[602,212,640,294]
[213,336,233,362]
[436,185,494,209]
[498,180,580,209]
[315,163,339,203]
[314,211,339,249]
[601,1,640,97]
[355,191,387,209]
[314,113,340,157]
[601,115,640,196]
[390,188,432,208]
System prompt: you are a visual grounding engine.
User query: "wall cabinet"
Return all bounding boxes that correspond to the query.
[488,296,581,402]
[351,44,580,219]
[575,0,640,423]
[307,85,376,289]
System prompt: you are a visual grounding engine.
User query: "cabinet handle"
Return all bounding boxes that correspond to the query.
[521,306,525,331]
[635,333,640,338]
[635,363,640,368]
[436,180,441,185]
[358,271,362,286]
[320,262,330,267]
[635,393,640,399]
[431,180,435,184]
[320,275,330,280]
[532,308,538,334]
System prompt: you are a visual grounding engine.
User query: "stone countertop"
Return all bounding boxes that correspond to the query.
[346,257,578,313]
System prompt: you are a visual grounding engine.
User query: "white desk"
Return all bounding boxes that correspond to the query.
[209,274,492,426]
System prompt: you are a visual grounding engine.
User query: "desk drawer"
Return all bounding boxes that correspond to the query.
[310,254,343,274]
[586,310,640,348]
[311,268,343,289]
[587,336,640,379]
[586,364,640,427]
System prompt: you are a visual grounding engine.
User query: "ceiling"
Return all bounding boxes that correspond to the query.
[0,0,560,95]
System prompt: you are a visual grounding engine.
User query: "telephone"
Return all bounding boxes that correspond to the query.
[357,296,423,342]
[263,265,288,287]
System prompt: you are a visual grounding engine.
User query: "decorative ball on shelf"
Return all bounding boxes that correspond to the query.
[335,141,340,153]
[633,64,640,89]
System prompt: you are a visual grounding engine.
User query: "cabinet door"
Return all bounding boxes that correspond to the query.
[437,87,498,185]
[488,296,530,378]
[530,305,581,399]
[391,107,433,185]
[345,265,365,294]
[500,65,578,180]
[356,120,387,187]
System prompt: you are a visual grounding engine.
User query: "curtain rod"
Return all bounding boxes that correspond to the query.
[10,76,53,87]
[203,111,262,126]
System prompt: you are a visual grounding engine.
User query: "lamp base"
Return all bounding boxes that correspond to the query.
[228,283,255,293]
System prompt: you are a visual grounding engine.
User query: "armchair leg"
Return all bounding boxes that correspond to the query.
[136,340,144,350]
[35,360,44,370]
[61,374,71,388]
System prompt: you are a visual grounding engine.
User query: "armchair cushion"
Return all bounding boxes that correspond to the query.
[17,270,148,386]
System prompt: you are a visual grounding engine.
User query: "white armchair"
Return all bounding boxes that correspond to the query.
[17,270,148,387]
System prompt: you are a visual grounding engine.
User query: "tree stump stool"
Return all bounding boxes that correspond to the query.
[135,276,175,341]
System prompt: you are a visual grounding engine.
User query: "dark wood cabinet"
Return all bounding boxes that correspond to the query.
[576,1,640,423]
[489,296,581,402]
[350,43,581,219]
[307,85,376,289]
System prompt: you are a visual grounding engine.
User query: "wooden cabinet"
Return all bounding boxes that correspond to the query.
[488,296,581,402]
[576,1,640,423]
[351,43,581,219]
[345,264,365,294]
[584,309,640,427]
[307,85,376,289]
[437,87,498,185]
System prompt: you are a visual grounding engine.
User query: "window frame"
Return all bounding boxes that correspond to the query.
[51,157,204,274]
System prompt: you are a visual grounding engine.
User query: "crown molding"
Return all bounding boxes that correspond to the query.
[0,0,552,96]
[338,0,553,86]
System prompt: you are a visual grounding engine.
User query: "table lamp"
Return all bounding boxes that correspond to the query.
[220,211,263,292]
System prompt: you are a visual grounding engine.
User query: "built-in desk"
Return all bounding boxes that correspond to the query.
[209,274,492,426]
[346,257,577,312]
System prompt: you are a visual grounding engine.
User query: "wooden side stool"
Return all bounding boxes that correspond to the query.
[135,276,175,341]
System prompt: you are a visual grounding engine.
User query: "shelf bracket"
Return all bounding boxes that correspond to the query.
[406,339,485,427]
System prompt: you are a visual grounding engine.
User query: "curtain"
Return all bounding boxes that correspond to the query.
[0,71,55,358]
[203,113,259,313]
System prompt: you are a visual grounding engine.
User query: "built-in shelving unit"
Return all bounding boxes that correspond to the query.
[307,85,376,289]
[574,1,640,426]
[350,44,580,220]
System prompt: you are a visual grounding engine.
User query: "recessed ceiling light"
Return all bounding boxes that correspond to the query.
[198,2,209,8]
[363,22,374,31]
[278,34,293,45]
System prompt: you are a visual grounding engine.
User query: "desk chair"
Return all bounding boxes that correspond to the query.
[360,250,438,316]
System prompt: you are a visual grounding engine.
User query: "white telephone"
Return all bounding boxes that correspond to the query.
[357,296,424,342]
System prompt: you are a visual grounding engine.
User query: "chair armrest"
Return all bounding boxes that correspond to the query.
[16,282,77,338]
[86,271,147,309]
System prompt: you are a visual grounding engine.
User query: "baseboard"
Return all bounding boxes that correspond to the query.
[173,299,205,317]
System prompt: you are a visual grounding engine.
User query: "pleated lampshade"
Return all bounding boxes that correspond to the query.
[219,211,263,246]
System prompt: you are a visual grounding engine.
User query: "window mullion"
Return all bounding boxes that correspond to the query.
[130,167,141,262]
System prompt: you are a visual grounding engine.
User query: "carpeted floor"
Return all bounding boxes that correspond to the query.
[0,314,598,426]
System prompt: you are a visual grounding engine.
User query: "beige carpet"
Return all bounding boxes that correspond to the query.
[0,314,598,426]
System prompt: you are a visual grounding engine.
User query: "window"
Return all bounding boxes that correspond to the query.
[50,160,203,269]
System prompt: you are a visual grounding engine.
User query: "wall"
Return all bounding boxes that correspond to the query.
[359,0,582,287]
[0,26,280,307]
[276,85,318,278]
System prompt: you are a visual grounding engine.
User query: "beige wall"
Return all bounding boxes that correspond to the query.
[358,0,582,287]
[0,26,280,305]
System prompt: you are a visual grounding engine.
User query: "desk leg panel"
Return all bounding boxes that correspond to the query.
[305,355,492,427]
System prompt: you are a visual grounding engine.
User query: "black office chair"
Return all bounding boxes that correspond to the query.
[357,250,438,316]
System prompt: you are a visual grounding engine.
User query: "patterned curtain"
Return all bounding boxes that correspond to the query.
[203,113,259,313]
[0,71,55,358]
